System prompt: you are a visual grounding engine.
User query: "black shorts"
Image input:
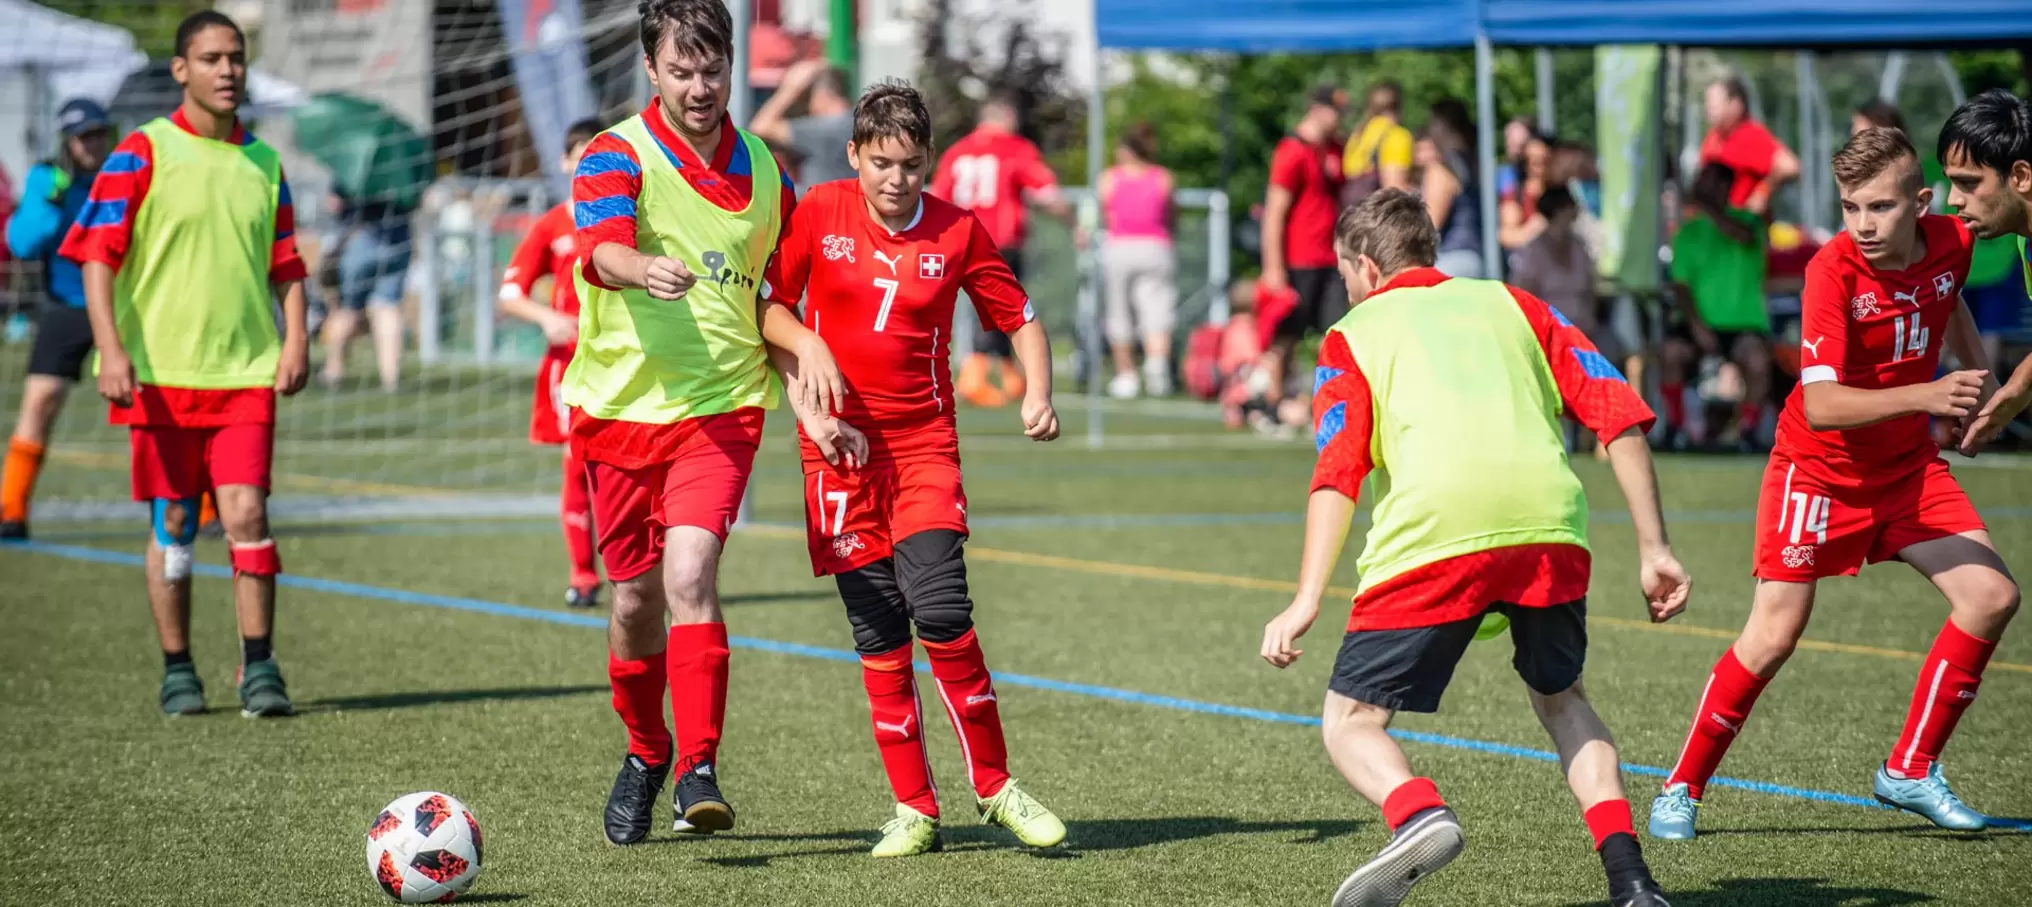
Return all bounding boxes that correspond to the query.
[972,249,1024,356]
[26,304,95,381]
[1273,267,1348,342]
[1327,600,1588,713]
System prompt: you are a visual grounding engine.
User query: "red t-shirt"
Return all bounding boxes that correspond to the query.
[1310,267,1656,631]
[767,180,1034,464]
[567,102,797,465]
[1268,135,1344,270]
[60,108,305,427]
[1776,215,1975,491]
[500,204,582,342]
[1699,119,1783,209]
[929,126,1060,251]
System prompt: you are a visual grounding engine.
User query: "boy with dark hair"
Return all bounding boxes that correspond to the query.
[59,10,310,717]
[572,0,845,845]
[764,78,1065,858]
[498,117,605,609]
[1939,89,2032,448]
[1652,127,2018,840]
[1263,188,1683,907]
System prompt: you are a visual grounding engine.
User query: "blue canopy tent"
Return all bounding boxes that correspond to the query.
[1089,0,2032,275]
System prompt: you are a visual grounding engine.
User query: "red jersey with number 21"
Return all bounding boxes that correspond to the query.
[1777,214,1974,491]
[766,180,1034,464]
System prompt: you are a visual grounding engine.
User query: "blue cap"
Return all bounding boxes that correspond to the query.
[57,99,111,137]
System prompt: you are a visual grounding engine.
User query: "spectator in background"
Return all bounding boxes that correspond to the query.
[1099,122,1178,398]
[320,184,412,392]
[1511,187,1612,363]
[1496,116,1534,202]
[1418,98,1483,278]
[1855,99,2026,375]
[1,99,113,539]
[749,59,856,193]
[1662,162,1770,450]
[932,94,1075,408]
[1699,75,1800,217]
[1498,127,1552,253]
[1341,80,1413,207]
[1259,85,1344,417]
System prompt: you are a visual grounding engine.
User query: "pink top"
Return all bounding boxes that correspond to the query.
[1103,165,1171,242]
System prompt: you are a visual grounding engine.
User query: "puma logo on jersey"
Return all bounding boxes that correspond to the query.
[1801,337,1824,358]
[1850,292,1880,320]
[873,249,902,276]
[1892,289,1919,307]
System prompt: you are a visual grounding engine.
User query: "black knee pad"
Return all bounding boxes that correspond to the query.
[894,529,974,643]
[835,559,913,655]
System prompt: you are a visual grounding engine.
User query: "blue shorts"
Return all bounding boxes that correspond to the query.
[334,220,413,311]
[1965,276,2028,336]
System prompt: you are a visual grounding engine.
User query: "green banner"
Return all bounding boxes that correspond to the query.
[1595,45,1662,291]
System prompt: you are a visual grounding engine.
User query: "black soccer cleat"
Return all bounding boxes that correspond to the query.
[0,520,26,541]
[1611,880,1673,907]
[672,761,735,834]
[603,750,670,845]
[565,585,600,610]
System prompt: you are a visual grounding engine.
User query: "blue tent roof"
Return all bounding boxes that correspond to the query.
[1096,0,2032,50]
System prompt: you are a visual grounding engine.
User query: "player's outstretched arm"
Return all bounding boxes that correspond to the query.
[1603,429,1689,623]
[1009,321,1057,441]
[1802,369,1987,432]
[1964,355,2032,455]
[274,279,310,396]
[758,300,846,417]
[764,342,866,468]
[1263,489,1355,668]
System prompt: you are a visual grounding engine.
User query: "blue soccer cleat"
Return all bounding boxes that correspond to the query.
[1874,763,1987,831]
[1647,783,1700,841]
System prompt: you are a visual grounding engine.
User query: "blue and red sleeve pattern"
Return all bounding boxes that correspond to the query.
[268,166,305,283]
[58,130,153,270]
[1507,285,1655,443]
[571,132,643,283]
[1310,330,1376,498]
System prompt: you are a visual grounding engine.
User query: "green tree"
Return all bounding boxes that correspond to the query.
[41,0,210,58]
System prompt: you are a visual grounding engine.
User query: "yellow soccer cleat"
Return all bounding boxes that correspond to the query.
[871,803,942,858]
[978,780,1066,848]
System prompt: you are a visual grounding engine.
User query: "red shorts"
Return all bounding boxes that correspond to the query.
[529,347,571,445]
[803,456,969,576]
[1752,454,1985,582]
[128,422,274,500]
[580,409,763,582]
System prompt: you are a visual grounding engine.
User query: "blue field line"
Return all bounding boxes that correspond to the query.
[9,538,2028,831]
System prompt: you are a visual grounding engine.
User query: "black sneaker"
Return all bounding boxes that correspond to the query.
[1611,881,1672,907]
[603,750,670,845]
[0,520,26,541]
[672,761,734,834]
[565,585,600,610]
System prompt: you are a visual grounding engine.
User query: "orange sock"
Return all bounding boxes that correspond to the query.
[198,492,218,528]
[2,438,47,523]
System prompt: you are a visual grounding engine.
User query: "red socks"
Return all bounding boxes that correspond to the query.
[1665,647,1770,800]
[1382,777,1447,832]
[1584,799,1635,850]
[668,622,731,772]
[1889,621,1997,778]
[608,651,672,761]
[861,645,940,817]
[560,449,599,589]
[922,630,1010,800]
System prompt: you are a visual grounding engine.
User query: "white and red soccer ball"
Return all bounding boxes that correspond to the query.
[365,792,484,903]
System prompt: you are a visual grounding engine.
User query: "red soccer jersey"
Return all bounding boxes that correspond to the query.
[766,180,1034,463]
[930,126,1060,251]
[1776,214,1975,491]
[500,203,582,324]
[1268,134,1345,269]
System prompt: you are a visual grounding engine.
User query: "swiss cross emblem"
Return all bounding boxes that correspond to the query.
[1934,272,1955,299]
[919,254,945,279]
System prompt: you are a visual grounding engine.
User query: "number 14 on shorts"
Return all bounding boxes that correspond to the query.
[1779,491,1830,545]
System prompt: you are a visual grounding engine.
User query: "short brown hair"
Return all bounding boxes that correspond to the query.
[639,0,732,65]
[1832,126,1919,189]
[1335,189,1438,274]
[852,79,933,151]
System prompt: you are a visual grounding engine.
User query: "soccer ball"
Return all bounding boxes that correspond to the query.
[365,792,484,903]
